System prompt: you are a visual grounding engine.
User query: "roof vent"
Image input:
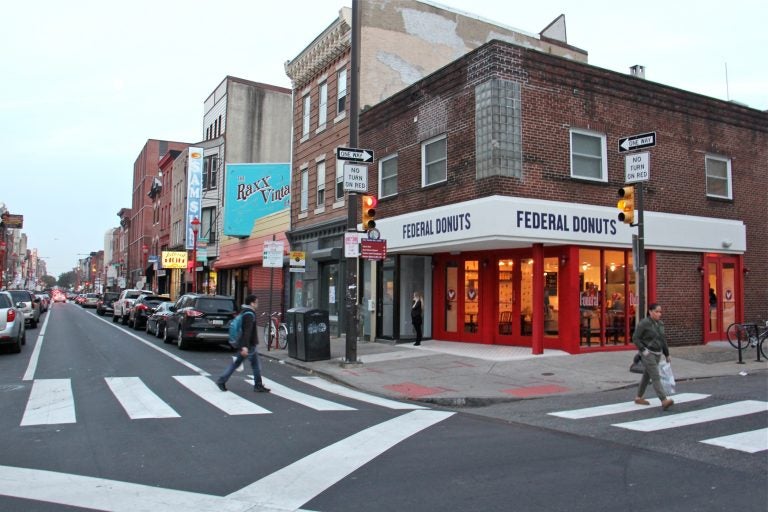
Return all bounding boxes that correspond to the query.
[630,65,645,79]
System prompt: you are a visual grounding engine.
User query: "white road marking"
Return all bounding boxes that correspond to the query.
[105,377,180,419]
[700,428,768,453]
[252,377,356,411]
[548,393,710,419]
[173,375,270,415]
[20,379,76,426]
[613,400,768,432]
[22,306,52,381]
[294,376,426,410]
[228,409,455,510]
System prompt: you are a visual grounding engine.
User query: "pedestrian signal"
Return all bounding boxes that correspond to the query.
[617,186,635,225]
[361,195,377,231]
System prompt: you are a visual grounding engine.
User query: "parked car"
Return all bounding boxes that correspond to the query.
[80,293,100,308]
[128,294,171,330]
[35,293,51,313]
[74,294,86,305]
[146,302,174,338]
[163,294,237,350]
[6,290,40,328]
[0,291,26,353]
[96,292,120,316]
[113,289,144,325]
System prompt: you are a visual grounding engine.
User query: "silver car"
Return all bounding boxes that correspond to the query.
[6,290,40,328]
[0,291,26,353]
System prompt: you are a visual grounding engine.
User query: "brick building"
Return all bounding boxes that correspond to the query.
[361,39,767,353]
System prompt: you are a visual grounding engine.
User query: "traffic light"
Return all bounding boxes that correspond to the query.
[617,186,635,224]
[361,194,377,231]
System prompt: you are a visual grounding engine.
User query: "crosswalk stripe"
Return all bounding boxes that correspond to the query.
[548,393,710,419]
[294,376,426,410]
[21,379,76,426]
[250,378,356,411]
[173,376,270,416]
[613,400,768,432]
[105,377,180,419]
[700,428,768,454]
[228,409,454,509]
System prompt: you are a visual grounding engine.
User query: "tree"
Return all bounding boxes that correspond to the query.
[40,275,57,289]
[57,270,77,289]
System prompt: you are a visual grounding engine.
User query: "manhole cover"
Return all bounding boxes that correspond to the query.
[541,372,555,376]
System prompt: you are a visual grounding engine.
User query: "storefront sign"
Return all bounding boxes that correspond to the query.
[185,147,203,250]
[161,251,188,269]
[361,239,387,260]
[1,213,23,228]
[263,241,284,268]
[290,251,306,273]
[223,163,291,238]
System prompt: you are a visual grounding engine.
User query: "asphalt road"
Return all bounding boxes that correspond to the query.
[0,302,764,511]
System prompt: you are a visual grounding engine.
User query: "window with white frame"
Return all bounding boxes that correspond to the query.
[335,160,344,200]
[380,154,398,197]
[337,68,347,114]
[300,169,309,212]
[705,155,732,199]
[203,155,217,190]
[316,160,326,207]
[201,206,216,244]
[570,129,607,181]
[318,82,328,128]
[302,94,311,137]
[422,135,447,186]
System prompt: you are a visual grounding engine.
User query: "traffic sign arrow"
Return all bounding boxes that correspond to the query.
[336,146,374,163]
[618,132,656,153]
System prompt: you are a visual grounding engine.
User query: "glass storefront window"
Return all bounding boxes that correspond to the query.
[498,260,514,335]
[579,248,633,347]
[579,249,601,346]
[401,256,432,340]
[520,259,533,335]
[464,260,479,333]
[544,257,559,336]
[604,250,626,344]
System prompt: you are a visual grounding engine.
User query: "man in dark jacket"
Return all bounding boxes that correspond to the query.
[216,294,270,393]
[633,303,672,410]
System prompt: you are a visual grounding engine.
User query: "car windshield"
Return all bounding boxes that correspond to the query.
[196,298,236,313]
[8,291,31,302]
[155,303,172,312]
[125,291,143,299]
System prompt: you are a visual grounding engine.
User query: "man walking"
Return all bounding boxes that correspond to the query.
[216,294,270,393]
[633,302,673,410]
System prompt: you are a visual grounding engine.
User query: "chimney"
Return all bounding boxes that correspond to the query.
[630,65,646,79]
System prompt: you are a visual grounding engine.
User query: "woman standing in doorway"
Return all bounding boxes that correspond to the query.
[411,291,423,346]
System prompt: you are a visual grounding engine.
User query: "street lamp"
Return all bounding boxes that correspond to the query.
[190,217,200,293]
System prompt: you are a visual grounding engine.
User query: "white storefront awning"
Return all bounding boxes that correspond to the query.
[377,195,746,255]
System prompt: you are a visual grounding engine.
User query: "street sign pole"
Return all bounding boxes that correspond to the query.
[637,182,647,320]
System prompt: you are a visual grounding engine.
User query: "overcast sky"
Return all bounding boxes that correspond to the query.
[2,0,765,279]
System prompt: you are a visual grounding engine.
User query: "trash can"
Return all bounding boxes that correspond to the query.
[285,307,309,359]
[295,308,330,362]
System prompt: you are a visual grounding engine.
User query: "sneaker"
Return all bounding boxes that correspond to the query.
[634,398,650,405]
[216,382,227,392]
[661,398,674,410]
[254,385,271,393]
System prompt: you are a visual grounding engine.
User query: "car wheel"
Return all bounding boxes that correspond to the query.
[112,313,118,323]
[177,327,188,350]
[30,318,38,329]
[121,315,128,325]
[155,323,163,339]
[133,318,141,331]
[163,324,174,344]
[97,309,104,316]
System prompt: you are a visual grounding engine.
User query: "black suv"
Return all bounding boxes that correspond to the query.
[96,292,120,316]
[128,294,171,330]
[163,294,237,350]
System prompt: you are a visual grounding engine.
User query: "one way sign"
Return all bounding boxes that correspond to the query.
[336,146,374,163]
[618,131,656,153]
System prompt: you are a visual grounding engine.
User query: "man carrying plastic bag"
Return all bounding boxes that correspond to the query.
[632,303,674,410]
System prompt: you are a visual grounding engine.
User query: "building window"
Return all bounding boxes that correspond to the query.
[705,155,732,199]
[570,129,607,181]
[335,160,344,200]
[300,169,309,212]
[380,154,398,197]
[218,115,223,136]
[422,135,447,186]
[316,160,326,207]
[203,155,217,190]
[337,68,347,114]
[201,206,216,244]
[302,94,311,138]
[475,79,522,178]
[318,82,328,128]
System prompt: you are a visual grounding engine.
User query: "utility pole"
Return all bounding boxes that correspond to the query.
[344,0,361,364]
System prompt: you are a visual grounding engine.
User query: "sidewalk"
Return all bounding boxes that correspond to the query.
[260,337,768,406]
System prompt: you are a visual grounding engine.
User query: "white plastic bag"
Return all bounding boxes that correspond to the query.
[659,361,676,395]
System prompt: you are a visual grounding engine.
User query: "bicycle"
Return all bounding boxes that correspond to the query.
[263,311,288,351]
[726,321,768,360]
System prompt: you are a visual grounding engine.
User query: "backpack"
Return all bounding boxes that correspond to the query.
[228,310,255,348]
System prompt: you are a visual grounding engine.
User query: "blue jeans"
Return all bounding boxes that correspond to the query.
[217,349,263,385]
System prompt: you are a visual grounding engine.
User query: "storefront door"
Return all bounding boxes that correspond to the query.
[704,255,740,342]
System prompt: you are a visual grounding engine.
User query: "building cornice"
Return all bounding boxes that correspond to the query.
[285,7,351,89]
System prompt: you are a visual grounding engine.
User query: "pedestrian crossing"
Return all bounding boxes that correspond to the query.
[18,374,425,427]
[548,394,768,454]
